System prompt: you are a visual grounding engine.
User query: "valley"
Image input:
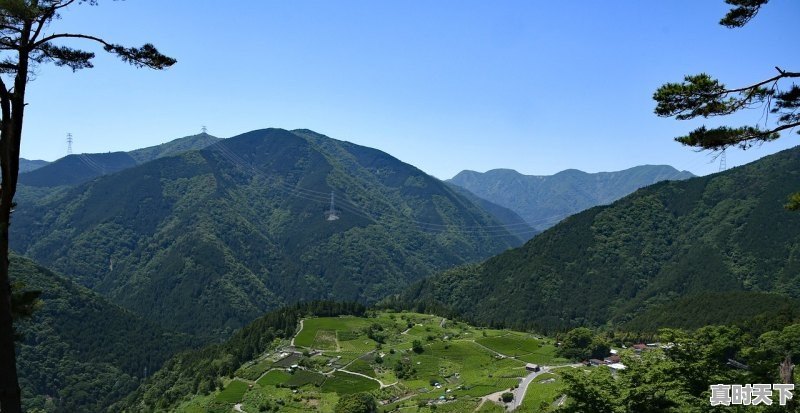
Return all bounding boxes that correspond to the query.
[168,311,578,413]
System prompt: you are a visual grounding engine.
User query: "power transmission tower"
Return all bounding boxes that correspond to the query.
[326,192,340,221]
[201,125,207,134]
[719,150,727,172]
[66,133,73,155]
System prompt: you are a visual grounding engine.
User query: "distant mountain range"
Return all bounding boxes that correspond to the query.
[448,165,695,231]
[12,128,527,338]
[392,146,800,332]
[19,158,48,173]
[18,133,220,187]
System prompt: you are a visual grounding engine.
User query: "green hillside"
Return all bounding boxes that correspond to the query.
[115,309,570,413]
[19,158,48,173]
[18,133,220,188]
[18,151,138,187]
[11,254,195,412]
[12,128,523,338]
[127,132,220,164]
[449,165,694,231]
[392,146,800,332]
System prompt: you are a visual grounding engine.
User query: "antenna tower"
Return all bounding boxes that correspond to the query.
[66,133,73,155]
[326,192,340,221]
[719,150,727,172]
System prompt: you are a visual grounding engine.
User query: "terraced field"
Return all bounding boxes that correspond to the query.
[178,312,568,412]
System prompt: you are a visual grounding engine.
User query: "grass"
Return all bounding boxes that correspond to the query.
[236,358,273,381]
[256,370,291,386]
[346,358,376,377]
[313,329,338,350]
[320,371,379,394]
[286,370,326,387]
[293,317,373,348]
[216,379,249,403]
[516,373,565,412]
[185,312,572,412]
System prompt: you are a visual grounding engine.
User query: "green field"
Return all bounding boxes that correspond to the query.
[216,379,248,403]
[516,372,565,412]
[256,370,291,386]
[320,371,380,394]
[286,370,326,387]
[186,311,568,412]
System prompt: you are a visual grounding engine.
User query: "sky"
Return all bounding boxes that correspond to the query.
[16,0,800,179]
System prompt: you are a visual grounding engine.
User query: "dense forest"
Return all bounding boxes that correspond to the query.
[386,146,800,333]
[10,255,196,412]
[11,128,526,338]
[113,301,365,412]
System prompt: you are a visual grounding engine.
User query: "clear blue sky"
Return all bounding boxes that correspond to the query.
[19,0,800,179]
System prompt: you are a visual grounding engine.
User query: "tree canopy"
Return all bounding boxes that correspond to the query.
[653,0,798,153]
[0,1,174,412]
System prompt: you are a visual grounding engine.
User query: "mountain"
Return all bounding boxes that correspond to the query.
[19,158,48,173]
[445,182,538,241]
[127,132,220,164]
[114,307,563,413]
[448,165,695,231]
[19,151,138,187]
[12,128,523,338]
[391,146,800,332]
[12,254,195,412]
[18,133,219,187]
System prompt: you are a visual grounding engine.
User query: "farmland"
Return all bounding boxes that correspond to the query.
[178,311,572,412]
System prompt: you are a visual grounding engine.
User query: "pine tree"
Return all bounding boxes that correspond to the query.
[0,2,174,411]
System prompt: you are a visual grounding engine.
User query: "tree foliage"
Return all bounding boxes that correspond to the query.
[654,0,797,153]
[0,2,174,411]
[334,392,377,413]
[386,146,800,333]
[561,324,800,412]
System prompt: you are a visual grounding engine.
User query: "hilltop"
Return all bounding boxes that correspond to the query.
[18,132,219,187]
[116,309,577,413]
[12,128,526,338]
[449,165,694,231]
[394,146,800,332]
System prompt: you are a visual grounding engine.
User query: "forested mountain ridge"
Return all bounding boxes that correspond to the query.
[12,128,524,338]
[19,158,48,173]
[391,146,800,332]
[11,254,195,413]
[18,133,219,187]
[448,165,694,230]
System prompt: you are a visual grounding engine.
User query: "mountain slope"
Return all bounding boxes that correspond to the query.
[12,254,194,412]
[449,165,695,230]
[18,133,219,187]
[127,132,220,164]
[18,151,138,187]
[20,158,48,173]
[12,128,523,337]
[393,146,800,332]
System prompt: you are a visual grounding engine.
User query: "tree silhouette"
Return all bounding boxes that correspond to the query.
[654,1,798,199]
[0,1,175,411]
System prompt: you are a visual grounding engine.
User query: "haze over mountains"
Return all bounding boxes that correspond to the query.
[449,165,695,231]
[12,128,527,338]
[393,146,800,332]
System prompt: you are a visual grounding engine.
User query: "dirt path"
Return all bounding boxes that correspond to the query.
[290,319,304,347]
[337,368,397,389]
